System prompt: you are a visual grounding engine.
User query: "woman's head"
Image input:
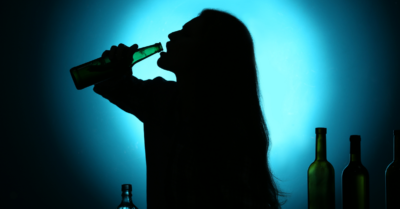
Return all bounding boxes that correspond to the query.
[157,9,254,83]
[157,16,205,76]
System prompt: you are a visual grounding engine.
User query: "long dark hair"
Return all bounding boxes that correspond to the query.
[186,9,290,209]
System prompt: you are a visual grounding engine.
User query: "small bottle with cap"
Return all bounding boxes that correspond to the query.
[116,184,139,209]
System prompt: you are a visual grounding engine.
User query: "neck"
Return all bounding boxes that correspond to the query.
[122,195,132,203]
[176,74,199,136]
[315,134,327,161]
[350,140,361,163]
[121,191,133,204]
[350,153,361,163]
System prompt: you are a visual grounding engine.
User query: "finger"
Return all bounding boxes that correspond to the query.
[116,43,129,60]
[102,50,109,59]
[130,44,139,54]
[109,45,117,61]
[130,43,138,49]
[118,43,128,48]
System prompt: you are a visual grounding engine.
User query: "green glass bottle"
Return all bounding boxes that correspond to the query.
[308,127,335,209]
[116,184,139,209]
[386,130,400,209]
[342,135,370,209]
[70,42,163,90]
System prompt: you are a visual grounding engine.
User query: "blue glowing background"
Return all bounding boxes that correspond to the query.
[2,0,400,208]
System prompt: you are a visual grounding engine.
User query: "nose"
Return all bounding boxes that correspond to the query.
[168,30,179,40]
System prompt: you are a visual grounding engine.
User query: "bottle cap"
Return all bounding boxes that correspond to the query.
[394,130,400,136]
[350,135,361,141]
[121,184,132,191]
[315,127,327,134]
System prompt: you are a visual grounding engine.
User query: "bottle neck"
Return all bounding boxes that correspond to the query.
[120,191,133,204]
[315,133,327,161]
[394,134,399,162]
[350,140,361,163]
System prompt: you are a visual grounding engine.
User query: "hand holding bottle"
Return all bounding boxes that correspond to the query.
[101,43,139,76]
[70,42,163,90]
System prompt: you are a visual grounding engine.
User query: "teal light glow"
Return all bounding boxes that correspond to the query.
[45,0,331,208]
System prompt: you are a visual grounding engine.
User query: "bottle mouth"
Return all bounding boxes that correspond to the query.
[121,184,132,191]
[350,135,361,141]
[315,127,327,134]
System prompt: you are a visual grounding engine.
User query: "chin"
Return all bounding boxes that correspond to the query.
[157,56,175,74]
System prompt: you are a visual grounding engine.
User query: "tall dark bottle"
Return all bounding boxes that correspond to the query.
[70,42,163,90]
[342,135,370,209]
[386,130,400,209]
[307,127,335,209]
[116,184,138,209]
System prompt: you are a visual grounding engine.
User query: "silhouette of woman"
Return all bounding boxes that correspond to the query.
[94,8,289,209]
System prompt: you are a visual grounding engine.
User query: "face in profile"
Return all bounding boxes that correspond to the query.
[157,17,205,76]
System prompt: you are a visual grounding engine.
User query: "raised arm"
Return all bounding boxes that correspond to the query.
[92,43,177,124]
